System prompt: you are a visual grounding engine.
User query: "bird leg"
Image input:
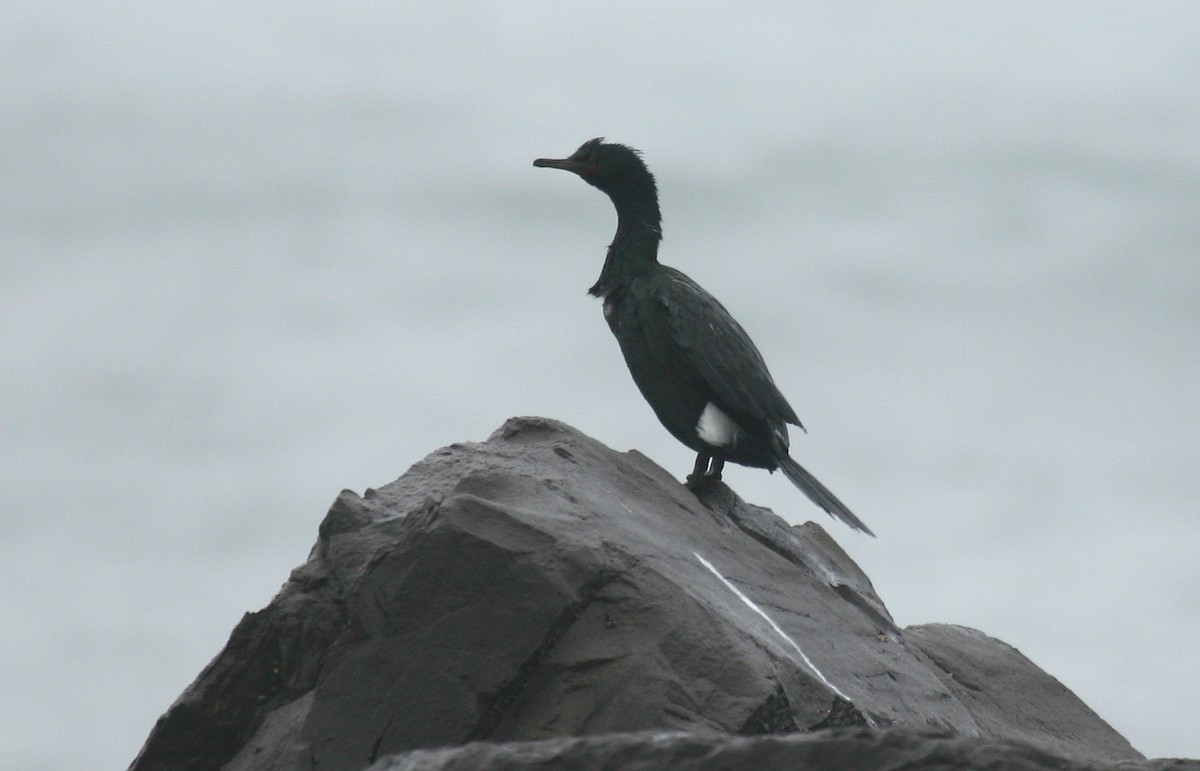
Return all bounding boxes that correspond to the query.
[686,452,724,489]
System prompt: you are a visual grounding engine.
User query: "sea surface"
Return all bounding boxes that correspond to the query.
[2,3,1198,768]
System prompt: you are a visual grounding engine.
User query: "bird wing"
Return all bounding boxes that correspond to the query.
[646,267,802,429]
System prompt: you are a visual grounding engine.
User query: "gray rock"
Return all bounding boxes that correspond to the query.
[369,729,1199,771]
[128,417,1184,771]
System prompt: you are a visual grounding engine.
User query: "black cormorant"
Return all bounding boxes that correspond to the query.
[534,138,872,535]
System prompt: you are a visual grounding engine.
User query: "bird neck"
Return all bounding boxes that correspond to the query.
[589,194,662,297]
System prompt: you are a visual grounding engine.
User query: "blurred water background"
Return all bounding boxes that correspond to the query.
[2,2,1198,768]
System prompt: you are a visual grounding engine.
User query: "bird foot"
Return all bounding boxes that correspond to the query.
[685,470,723,490]
[687,453,725,490]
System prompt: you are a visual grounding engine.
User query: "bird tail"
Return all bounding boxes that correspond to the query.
[778,454,875,536]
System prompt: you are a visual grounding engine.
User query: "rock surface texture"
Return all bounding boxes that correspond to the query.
[129,417,1192,771]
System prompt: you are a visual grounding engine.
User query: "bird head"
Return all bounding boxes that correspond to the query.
[534,138,656,201]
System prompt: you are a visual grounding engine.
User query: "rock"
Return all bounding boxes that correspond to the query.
[367,728,1198,771]
[128,417,1185,771]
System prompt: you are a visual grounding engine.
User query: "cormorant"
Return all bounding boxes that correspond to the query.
[534,138,872,535]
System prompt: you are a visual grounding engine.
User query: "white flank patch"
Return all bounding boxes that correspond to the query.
[696,402,737,447]
[694,551,858,708]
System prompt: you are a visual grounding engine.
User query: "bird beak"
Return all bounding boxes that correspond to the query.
[533,156,585,172]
